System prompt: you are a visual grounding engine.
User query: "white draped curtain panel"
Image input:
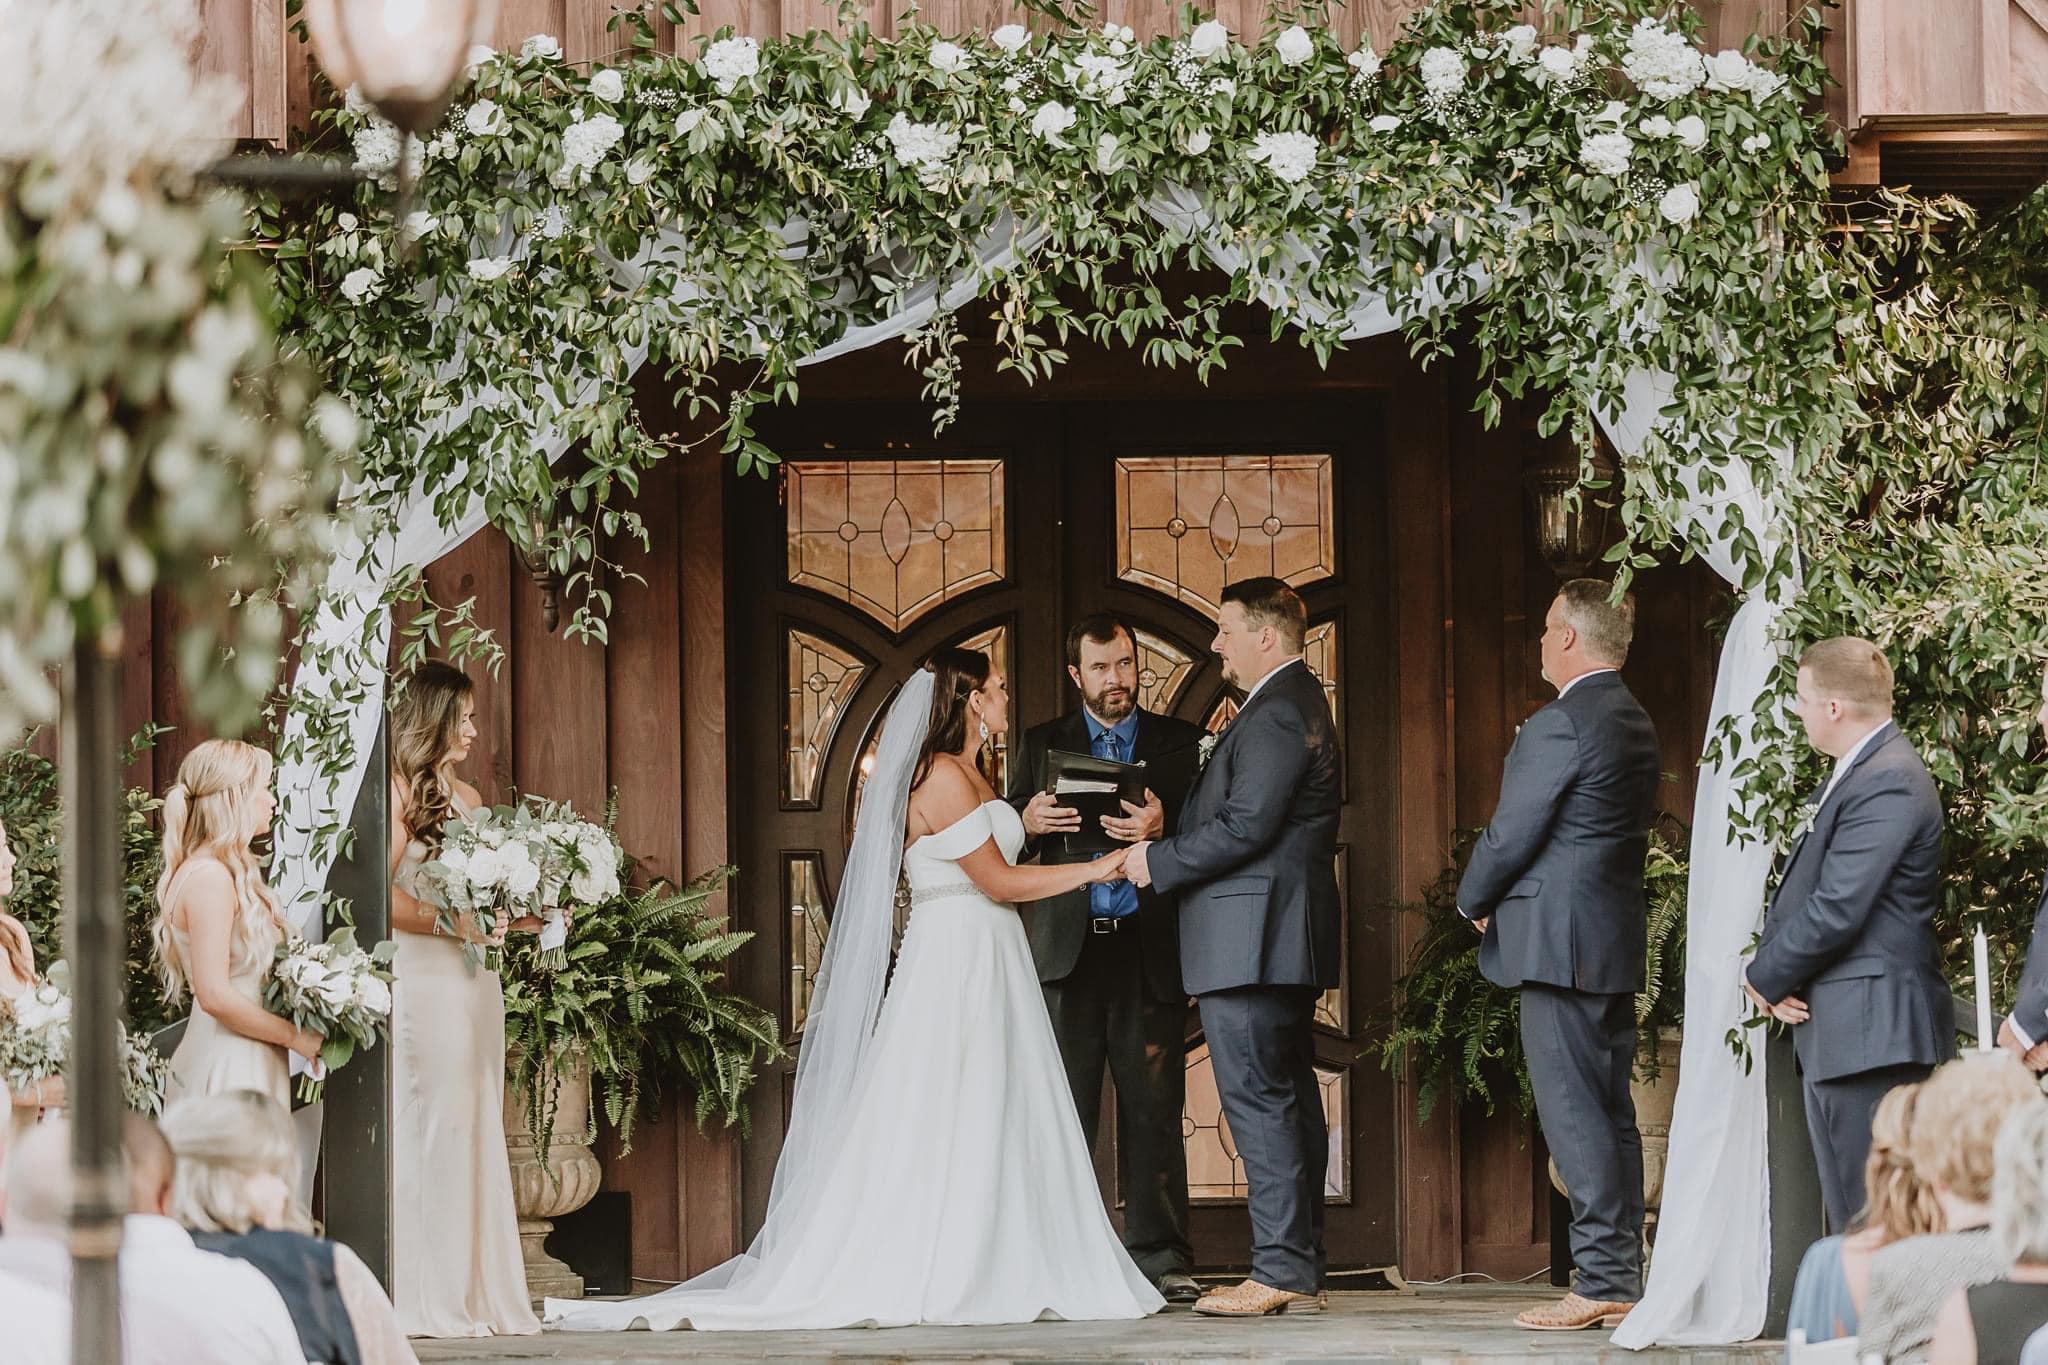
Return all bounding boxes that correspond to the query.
[270,209,1791,1346]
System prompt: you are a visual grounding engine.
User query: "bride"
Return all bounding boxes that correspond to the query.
[547,647,1165,1331]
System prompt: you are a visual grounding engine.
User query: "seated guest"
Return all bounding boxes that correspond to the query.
[1932,1102,2048,1365]
[163,1089,415,1365]
[0,1114,302,1364]
[0,1073,65,1364]
[1864,1055,2045,1364]
[1788,1082,1942,1343]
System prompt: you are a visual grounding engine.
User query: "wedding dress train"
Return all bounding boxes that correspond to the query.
[545,797,1163,1331]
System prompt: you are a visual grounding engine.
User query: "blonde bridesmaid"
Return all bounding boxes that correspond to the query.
[0,817,65,1142]
[387,661,539,1337]
[151,739,321,1109]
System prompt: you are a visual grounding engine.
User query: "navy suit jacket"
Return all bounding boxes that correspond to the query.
[1457,670,1662,995]
[1748,724,1954,1083]
[2010,886,2048,1047]
[1146,660,1343,997]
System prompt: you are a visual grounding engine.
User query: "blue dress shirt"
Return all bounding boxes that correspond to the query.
[1085,708,1141,919]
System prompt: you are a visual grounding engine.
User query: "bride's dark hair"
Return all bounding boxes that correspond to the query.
[911,646,992,792]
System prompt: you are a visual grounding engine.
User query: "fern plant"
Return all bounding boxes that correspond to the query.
[1378,823,1691,1122]
[500,862,782,1167]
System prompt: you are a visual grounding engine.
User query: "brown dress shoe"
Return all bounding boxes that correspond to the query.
[1514,1291,1636,1331]
[1192,1278,1327,1317]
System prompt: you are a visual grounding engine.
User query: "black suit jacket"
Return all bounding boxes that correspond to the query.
[2011,885,2048,1047]
[1748,724,1954,1083]
[1147,660,1343,996]
[1007,706,1207,1003]
[1457,670,1662,995]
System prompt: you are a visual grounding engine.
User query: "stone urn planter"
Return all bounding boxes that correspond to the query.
[1547,1026,1683,1254]
[503,1044,602,1307]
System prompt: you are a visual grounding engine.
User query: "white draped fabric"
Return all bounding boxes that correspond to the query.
[271,201,1791,1347]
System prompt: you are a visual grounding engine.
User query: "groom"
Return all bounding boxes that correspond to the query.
[1127,577,1341,1318]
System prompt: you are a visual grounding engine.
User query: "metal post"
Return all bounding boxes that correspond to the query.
[60,627,125,1365]
[320,717,393,1287]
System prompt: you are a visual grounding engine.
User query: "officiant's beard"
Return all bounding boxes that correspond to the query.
[1086,682,1136,724]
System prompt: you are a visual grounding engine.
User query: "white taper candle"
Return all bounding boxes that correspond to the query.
[1977,923,1994,1053]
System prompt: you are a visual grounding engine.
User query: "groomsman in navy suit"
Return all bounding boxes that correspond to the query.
[1457,579,1661,1332]
[2000,661,2048,1071]
[1746,637,1954,1230]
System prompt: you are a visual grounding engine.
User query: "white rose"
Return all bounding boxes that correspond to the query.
[339,266,381,304]
[1347,46,1382,79]
[464,44,495,78]
[400,210,438,240]
[1274,25,1314,67]
[336,211,359,232]
[1007,96,1026,114]
[588,68,625,102]
[991,24,1029,54]
[928,41,969,75]
[1702,48,1754,93]
[466,256,514,282]
[464,100,506,136]
[831,86,871,119]
[1501,24,1539,65]
[1094,131,1123,173]
[499,850,540,898]
[1030,101,1078,146]
[1638,115,1673,139]
[1580,130,1633,177]
[1189,20,1229,61]
[358,976,392,1016]
[315,972,354,1010]
[1419,46,1466,97]
[520,33,562,60]
[439,846,471,880]
[1208,77,1236,100]
[1368,113,1402,134]
[1182,128,1213,155]
[1534,44,1581,87]
[1674,115,1707,150]
[1658,182,1701,226]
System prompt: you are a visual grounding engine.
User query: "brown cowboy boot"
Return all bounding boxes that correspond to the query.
[1514,1291,1636,1330]
[1192,1278,1328,1317]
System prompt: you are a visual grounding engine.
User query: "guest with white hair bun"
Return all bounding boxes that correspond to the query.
[161,1088,416,1365]
[1934,1099,2048,1365]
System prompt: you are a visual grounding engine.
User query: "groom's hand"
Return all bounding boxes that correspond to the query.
[1101,788,1164,843]
[1125,841,1153,888]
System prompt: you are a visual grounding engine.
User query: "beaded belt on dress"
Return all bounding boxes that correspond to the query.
[909,880,980,905]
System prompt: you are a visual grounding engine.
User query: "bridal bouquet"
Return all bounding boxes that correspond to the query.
[0,962,172,1114]
[263,929,397,1102]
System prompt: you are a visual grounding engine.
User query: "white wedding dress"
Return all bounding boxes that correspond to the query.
[545,793,1163,1332]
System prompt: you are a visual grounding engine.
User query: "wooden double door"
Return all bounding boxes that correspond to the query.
[729,396,1401,1273]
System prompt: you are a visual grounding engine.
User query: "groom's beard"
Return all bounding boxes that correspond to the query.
[1085,682,1135,723]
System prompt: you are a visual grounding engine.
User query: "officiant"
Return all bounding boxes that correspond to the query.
[1009,613,1207,1304]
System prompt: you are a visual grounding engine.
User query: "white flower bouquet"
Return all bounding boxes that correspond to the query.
[411,807,545,970]
[263,928,398,1102]
[524,799,624,970]
[0,962,172,1115]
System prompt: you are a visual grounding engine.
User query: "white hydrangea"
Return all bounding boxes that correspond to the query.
[1639,115,1674,139]
[1741,131,1771,154]
[991,24,1029,54]
[1274,25,1314,66]
[537,204,570,239]
[1420,46,1467,97]
[1621,17,1705,100]
[883,112,960,190]
[466,256,514,282]
[557,111,625,184]
[1500,24,1539,65]
[1189,20,1229,61]
[1368,113,1402,134]
[928,40,969,75]
[1094,132,1125,173]
[1743,65,1786,102]
[588,68,625,102]
[339,266,382,304]
[351,121,404,177]
[464,99,506,137]
[1066,52,1133,105]
[1532,36,1595,90]
[702,36,760,96]
[1030,101,1078,147]
[1581,130,1633,177]
[520,33,561,60]
[1246,129,1317,184]
[1659,182,1701,226]
[1673,114,1707,150]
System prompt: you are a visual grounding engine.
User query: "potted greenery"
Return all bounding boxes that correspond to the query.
[1378,822,1689,1223]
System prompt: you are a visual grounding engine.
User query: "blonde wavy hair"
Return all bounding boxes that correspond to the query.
[0,817,35,988]
[1910,1052,2045,1202]
[160,1089,311,1234]
[1859,1082,1942,1239]
[390,660,475,857]
[150,739,290,1004]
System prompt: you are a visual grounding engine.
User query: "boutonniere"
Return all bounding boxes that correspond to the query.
[1783,800,1822,850]
[1197,733,1220,768]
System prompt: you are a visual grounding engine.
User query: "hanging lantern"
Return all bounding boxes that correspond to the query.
[304,0,499,136]
[1522,420,1619,581]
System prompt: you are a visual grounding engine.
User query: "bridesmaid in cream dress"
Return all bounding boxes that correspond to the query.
[386,661,540,1338]
[0,818,66,1145]
[150,740,322,1110]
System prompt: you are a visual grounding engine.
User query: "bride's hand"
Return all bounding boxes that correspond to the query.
[1086,850,1129,884]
